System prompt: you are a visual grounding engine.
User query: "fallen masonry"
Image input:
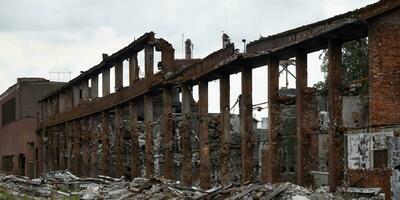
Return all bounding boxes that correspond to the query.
[0,170,386,199]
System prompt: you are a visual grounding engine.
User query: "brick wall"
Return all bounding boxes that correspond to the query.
[347,169,392,200]
[369,8,400,127]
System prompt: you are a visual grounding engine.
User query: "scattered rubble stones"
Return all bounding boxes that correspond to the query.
[0,170,385,199]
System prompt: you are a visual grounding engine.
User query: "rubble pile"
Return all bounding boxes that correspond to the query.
[0,170,386,199]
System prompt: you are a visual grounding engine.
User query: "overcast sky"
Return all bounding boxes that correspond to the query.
[0,0,377,120]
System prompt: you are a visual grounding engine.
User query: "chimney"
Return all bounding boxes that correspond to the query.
[222,33,231,48]
[102,53,109,60]
[185,39,192,59]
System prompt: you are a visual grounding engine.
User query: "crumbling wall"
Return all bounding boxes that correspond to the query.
[388,137,400,199]
[342,96,368,129]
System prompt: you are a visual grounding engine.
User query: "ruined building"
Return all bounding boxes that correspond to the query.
[0,78,64,177]
[3,0,400,198]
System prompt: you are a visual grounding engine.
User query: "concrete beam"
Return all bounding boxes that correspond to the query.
[101,111,111,175]
[115,61,123,91]
[198,80,210,189]
[144,95,154,178]
[115,107,125,177]
[162,88,174,180]
[266,58,281,183]
[102,68,110,96]
[181,83,192,186]
[220,75,231,185]
[129,53,139,85]
[129,101,140,178]
[240,66,253,184]
[327,39,344,192]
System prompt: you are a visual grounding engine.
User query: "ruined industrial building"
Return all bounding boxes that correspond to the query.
[0,0,400,199]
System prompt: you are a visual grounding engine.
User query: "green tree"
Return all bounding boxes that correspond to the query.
[314,38,368,95]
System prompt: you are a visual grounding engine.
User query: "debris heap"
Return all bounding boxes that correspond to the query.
[0,170,385,199]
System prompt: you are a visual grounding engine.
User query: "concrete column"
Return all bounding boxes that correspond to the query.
[59,126,66,170]
[129,53,139,85]
[82,118,90,177]
[65,122,72,171]
[181,83,192,186]
[72,85,80,107]
[129,101,140,178]
[240,66,253,184]
[266,58,281,183]
[73,120,81,176]
[220,75,231,185]
[115,107,124,177]
[198,80,210,189]
[37,129,45,175]
[145,46,154,77]
[89,115,98,177]
[144,95,154,178]
[59,92,66,113]
[102,69,110,96]
[65,89,73,110]
[81,80,90,101]
[101,111,111,175]
[91,75,99,98]
[162,87,174,180]
[47,127,54,171]
[296,50,310,186]
[327,39,344,192]
[115,61,123,91]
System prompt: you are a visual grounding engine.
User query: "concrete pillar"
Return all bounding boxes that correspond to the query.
[327,39,344,192]
[101,111,111,175]
[72,85,80,107]
[181,83,192,186]
[198,80,210,188]
[145,46,154,77]
[185,39,192,59]
[81,80,90,101]
[220,75,231,185]
[129,101,140,178]
[89,115,98,177]
[59,126,66,170]
[296,50,311,186]
[240,66,253,184]
[59,92,66,113]
[144,95,154,178]
[162,87,174,180]
[65,88,73,110]
[65,122,72,171]
[37,129,44,175]
[47,127,54,171]
[115,61,123,91]
[73,120,81,176]
[91,75,99,98]
[129,53,139,85]
[266,58,281,183]
[115,107,124,177]
[82,118,90,177]
[102,69,110,96]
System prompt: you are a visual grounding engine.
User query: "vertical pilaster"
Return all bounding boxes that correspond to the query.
[129,101,140,178]
[102,69,110,96]
[81,80,90,101]
[89,115,97,177]
[91,75,99,98]
[199,80,210,188]
[115,107,125,177]
[115,61,123,91]
[162,88,174,179]
[73,120,81,176]
[129,53,139,85]
[82,118,90,177]
[327,39,344,192]
[102,111,111,175]
[144,95,154,178]
[220,75,231,185]
[240,66,253,183]
[296,50,310,186]
[145,46,154,77]
[181,84,192,186]
[266,58,281,183]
